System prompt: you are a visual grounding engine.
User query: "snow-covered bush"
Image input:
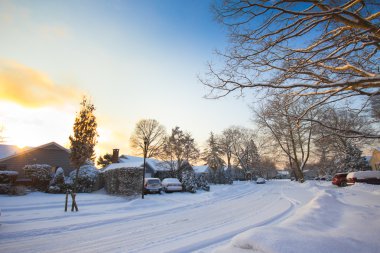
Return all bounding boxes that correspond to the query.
[69,165,102,193]
[0,171,18,184]
[0,184,11,194]
[181,170,197,193]
[23,164,52,191]
[48,167,68,193]
[195,174,210,191]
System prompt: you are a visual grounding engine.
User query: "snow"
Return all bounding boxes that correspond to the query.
[347,170,380,180]
[0,171,18,176]
[1,180,379,253]
[193,165,209,174]
[104,155,171,172]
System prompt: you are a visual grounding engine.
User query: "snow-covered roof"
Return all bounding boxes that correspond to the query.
[277,170,290,175]
[193,165,209,174]
[103,155,172,172]
[0,142,69,162]
[0,145,22,159]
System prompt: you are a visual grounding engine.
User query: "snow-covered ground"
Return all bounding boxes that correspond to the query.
[1,180,379,253]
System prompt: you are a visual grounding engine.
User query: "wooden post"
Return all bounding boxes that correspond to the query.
[64,190,69,212]
[70,191,79,212]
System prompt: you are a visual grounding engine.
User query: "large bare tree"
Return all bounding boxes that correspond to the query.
[202,0,380,136]
[130,119,166,158]
[254,95,316,182]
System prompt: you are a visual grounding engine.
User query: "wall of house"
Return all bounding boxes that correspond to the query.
[0,145,72,177]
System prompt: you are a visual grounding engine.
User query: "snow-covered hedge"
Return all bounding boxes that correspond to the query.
[0,171,18,184]
[103,167,143,196]
[69,165,103,193]
[23,164,53,191]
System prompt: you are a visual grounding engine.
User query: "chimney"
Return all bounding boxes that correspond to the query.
[112,149,119,163]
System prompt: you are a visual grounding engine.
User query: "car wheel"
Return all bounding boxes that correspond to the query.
[340,181,347,187]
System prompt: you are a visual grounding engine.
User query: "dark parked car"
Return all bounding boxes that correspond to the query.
[332,173,348,187]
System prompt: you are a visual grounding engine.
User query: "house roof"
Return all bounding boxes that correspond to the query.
[0,145,23,159]
[193,165,209,174]
[103,155,172,172]
[0,142,69,163]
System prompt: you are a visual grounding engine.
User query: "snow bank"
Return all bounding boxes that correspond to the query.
[215,187,380,253]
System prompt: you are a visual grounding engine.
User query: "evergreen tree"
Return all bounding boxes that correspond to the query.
[69,96,98,194]
[97,153,113,168]
[334,142,367,172]
[202,132,225,172]
[162,127,200,176]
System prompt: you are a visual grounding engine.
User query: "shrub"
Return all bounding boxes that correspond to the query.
[0,171,18,184]
[0,184,11,194]
[181,170,197,193]
[23,164,52,191]
[195,174,210,191]
[69,165,101,193]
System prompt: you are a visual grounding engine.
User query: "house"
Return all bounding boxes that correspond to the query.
[369,147,380,171]
[0,142,72,178]
[103,154,172,178]
[193,165,209,175]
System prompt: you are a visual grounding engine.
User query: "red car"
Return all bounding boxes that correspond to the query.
[332,173,348,187]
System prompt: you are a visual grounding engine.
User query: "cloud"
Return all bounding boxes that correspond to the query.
[0,60,83,107]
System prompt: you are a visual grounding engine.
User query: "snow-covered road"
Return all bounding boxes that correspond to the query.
[1,180,379,253]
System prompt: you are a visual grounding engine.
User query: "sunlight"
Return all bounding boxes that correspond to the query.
[0,101,74,148]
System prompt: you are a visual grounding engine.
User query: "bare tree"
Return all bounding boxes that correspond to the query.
[254,95,316,182]
[202,0,380,136]
[130,119,166,158]
[218,127,237,169]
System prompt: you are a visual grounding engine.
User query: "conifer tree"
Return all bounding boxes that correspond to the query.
[202,132,225,172]
[97,153,113,168]
[69,96,98,195]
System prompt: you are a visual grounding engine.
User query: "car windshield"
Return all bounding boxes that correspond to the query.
[147,179,160,184]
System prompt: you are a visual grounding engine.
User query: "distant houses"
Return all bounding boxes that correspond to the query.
[0,142,73,178]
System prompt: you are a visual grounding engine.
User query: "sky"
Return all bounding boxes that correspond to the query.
[0,0,253,156]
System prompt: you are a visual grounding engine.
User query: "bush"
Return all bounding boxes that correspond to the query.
[0,184,11,194]
[0,171,18,184]
[195,174,210,191]
[23,164,52,192]
[181,170,197,193]
[8,185,27,196]
[69,165,102,193]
